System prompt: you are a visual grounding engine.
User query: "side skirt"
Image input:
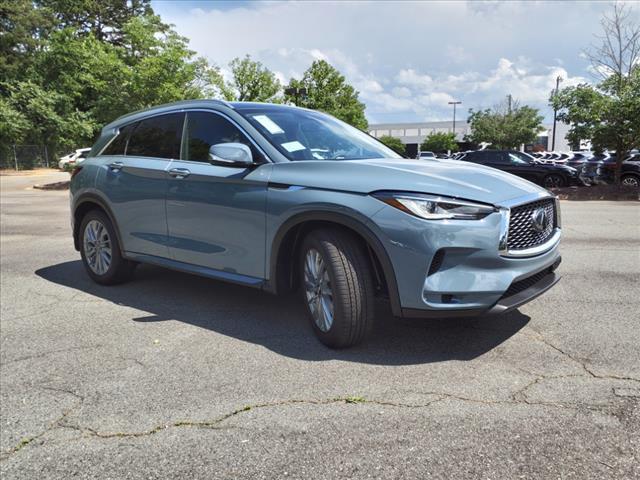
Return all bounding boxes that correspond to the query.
[124,252,265,289]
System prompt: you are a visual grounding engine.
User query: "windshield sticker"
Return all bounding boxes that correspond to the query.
[281,141,306,152]
[253,115,284,134]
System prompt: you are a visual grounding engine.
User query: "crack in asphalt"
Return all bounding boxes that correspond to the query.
[0,386,84,461]
[524,326,640,383]
[2,327,638,462]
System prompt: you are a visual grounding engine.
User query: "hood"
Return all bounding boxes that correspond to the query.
[269,158,547,205]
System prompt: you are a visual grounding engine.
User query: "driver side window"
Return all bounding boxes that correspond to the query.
[182,111,263,163]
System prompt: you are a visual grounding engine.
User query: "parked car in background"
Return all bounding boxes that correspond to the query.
[457,150,582,188]
[594,153,640,187]
[70,100,562,348]
[59,148,91,170]
[579,153,610,186]
[418,151,436,160]
[566,152,591,173]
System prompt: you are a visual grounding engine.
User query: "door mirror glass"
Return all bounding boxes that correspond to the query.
[209,143,253,167]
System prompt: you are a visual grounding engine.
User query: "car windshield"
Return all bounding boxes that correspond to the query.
[511,151,535,164]
[239,107,402,161]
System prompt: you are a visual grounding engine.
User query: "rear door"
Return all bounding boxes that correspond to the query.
[98,112,184,258]
[165,110,269,280]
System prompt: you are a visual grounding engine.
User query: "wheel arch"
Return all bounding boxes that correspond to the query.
[72,194,123,252]
[267,211,402,317]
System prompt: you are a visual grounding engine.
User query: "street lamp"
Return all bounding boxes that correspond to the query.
[284,87,307,106]
[448,101,462,138]
[551,76,563,151]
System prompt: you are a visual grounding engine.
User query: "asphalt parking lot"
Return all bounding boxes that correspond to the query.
[1,170,639,479]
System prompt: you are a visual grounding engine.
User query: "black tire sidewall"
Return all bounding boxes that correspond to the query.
[299,231,373,348]
[79,211,130,285]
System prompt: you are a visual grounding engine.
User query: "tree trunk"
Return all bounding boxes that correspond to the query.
[615,141,625,186]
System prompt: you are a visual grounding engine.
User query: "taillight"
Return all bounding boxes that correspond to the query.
[70,166,83,179]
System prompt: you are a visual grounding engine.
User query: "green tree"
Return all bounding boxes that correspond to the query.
[378,135,405,155]
[421,132,458,153]
[285,60,367,129]
[0,2,228,162]
[0,0,55,82]
[466,100,544,149]
[39,0,153,45]
[228,55,281,102]
[551,4,640,184]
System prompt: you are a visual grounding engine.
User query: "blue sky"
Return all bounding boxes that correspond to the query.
[152,1,638,124]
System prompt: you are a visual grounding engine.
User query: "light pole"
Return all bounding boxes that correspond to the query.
[284,87,307,106]
[551,76,562,151]
[448,101,462,138]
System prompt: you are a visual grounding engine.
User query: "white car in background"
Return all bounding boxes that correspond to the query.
[417,151,436,160]
[58,148,90,170]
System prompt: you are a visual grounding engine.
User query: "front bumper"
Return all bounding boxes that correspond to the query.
[401,258,561,318]
[370,192,562,318]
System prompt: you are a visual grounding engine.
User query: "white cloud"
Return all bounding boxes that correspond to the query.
[152,0,636,122]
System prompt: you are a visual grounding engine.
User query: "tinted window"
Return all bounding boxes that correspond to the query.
[101,124,136,156]
[126,113,184,159]
[465,151,488,163]
[183,111,263,163]
[484,151,508,164]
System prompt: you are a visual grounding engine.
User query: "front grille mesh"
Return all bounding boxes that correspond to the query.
[507,199,556,251]
[501,268,551,299]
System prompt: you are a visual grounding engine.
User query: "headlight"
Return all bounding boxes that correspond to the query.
[372,192,496,220]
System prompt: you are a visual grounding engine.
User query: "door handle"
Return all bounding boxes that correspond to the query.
[108,161,124,171]
[168,168,191,179]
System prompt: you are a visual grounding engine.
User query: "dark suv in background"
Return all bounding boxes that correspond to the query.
[457,150,581,188]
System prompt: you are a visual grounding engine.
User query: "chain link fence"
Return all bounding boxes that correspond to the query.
[0,145,51,171]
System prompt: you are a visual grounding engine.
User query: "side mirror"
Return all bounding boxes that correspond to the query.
[209,143,253,167]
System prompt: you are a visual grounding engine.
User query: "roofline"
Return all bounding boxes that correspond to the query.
[104,99,234,130]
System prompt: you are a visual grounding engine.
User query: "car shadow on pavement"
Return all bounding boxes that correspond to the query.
[36,261,531,365]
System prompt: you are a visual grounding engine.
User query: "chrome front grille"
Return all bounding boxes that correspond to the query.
[507,198,556,251]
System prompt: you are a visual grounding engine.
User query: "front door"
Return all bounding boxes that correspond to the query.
[165,111,270,280]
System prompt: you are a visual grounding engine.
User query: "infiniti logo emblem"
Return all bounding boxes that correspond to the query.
[531,208,549,233]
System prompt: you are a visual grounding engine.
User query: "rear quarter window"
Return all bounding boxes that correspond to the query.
[101,123,135,156]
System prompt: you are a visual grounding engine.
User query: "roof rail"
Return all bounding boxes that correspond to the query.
[108,98,234,127]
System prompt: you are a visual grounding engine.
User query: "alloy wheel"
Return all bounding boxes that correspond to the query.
[544,175,563,188]
[621,176,639,187]
[83,220,112,275]
[304,249,334,332]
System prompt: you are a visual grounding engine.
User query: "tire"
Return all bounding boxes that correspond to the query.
[299,229,375,348]
[79,210,135,285]
[621,174,640,188]
[543,174,565,188]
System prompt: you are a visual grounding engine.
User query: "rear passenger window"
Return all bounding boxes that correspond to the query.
[126,113,184,159]
[183,111,263,163]
[101,123,135,156]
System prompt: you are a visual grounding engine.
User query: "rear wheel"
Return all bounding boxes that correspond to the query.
[543,174,565,188]
[299,229,375,348]
[621,174,639,188]
[80,210,135,285]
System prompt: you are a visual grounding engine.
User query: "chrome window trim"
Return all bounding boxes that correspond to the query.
[97,107,270,164]
[498,193,562,258]
[97,110,185,159]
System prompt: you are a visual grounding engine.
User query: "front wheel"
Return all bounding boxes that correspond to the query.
[543,174,565,188]
[299,229,375,348]
[79,210,135,285]
[621,174,640,188]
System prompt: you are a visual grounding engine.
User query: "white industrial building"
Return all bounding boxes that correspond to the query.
[368,121,573,156]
